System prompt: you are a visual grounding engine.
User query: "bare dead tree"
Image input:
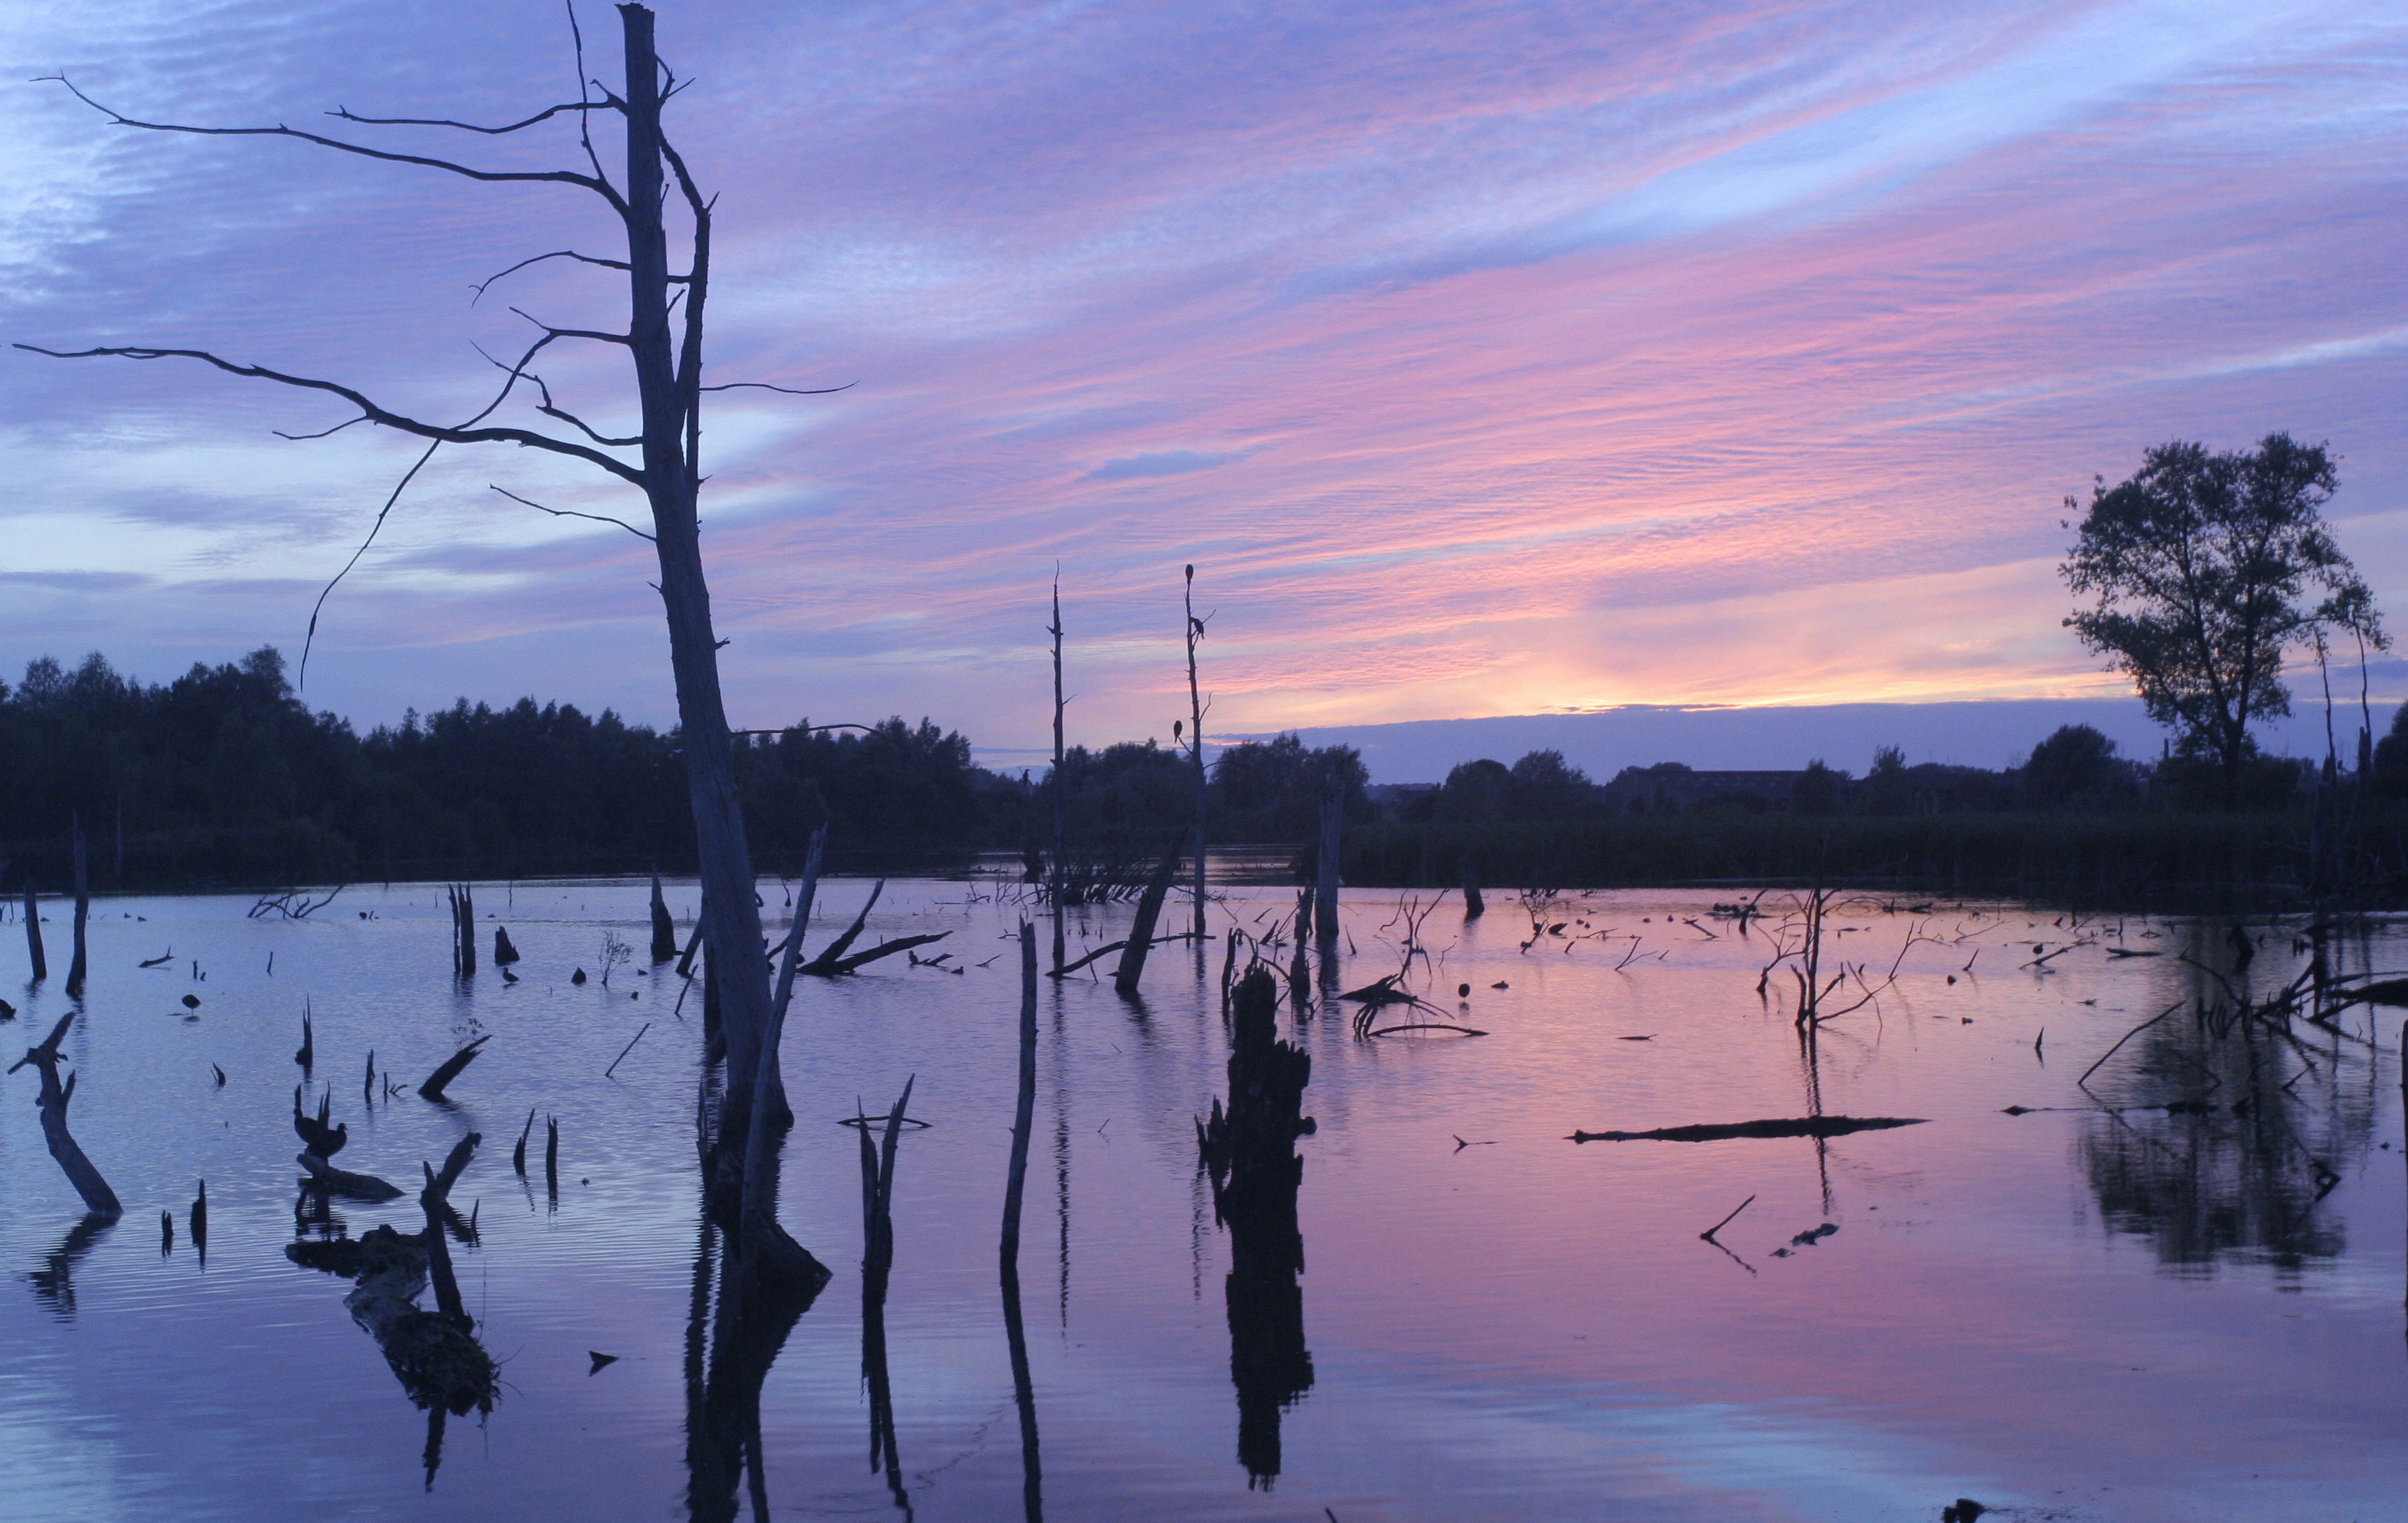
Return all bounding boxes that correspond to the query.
[22,6,826,1289]
[9,1013,122,1217]
[1048,572,1068,976]
[1182,564,1210,941]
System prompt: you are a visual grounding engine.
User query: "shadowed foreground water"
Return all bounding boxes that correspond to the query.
[1,880,2402,1522]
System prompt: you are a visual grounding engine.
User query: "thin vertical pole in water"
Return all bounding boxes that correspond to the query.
[651,871,678,963]
[1001,920,1045,1522]
[1049,573,1067,977]
[22,880,44,982]
[1184,563,1208,942]
[66,816,89,996]
[1003,923,1039,1261]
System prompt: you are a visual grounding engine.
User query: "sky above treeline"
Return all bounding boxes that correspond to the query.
[3,1,2402,759]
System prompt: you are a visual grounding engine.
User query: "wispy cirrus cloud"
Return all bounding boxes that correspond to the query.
[0,0,2399,751]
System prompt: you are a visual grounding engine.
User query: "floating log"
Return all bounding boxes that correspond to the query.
[296,1150,405,1201]
[8,1013,121,1216]
[417,1035,491,1102]
[1568,1116,1928,1143]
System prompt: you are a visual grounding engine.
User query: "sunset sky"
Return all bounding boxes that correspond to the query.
[3,0,2402,763]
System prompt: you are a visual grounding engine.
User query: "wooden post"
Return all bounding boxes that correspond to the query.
[21,880,43,982]
[66,817,89,996]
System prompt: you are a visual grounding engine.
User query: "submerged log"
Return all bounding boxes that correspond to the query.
[8,1013,121,1217]
[1568,1115,1928,1143]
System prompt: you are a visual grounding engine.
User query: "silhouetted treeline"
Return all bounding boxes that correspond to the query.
[0,648,1372,887]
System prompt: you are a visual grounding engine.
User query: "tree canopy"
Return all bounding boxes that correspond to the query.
[2061,433,2384,796]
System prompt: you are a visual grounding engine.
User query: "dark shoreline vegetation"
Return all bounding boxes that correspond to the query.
[6,645,2408,908]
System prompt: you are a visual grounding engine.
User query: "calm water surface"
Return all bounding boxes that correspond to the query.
[2,880,2403,1522]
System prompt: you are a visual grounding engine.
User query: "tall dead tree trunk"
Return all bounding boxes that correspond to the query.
[1184,564,1208,942]
[1113,838,1186,999]
[650,871,678,963]
[24,4,826,1291]
[20,881,43,982]
[66,817,89,996]
[1048,575,1068,976]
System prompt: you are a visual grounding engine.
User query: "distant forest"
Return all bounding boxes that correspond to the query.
[3,645,2404,893]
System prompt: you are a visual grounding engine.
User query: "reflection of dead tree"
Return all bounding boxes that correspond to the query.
[1197,967,1314,1487]
[248,885,345,920]
[8,1013,122,1217]
[857,1076,915,1517]
[27,6,828,1291]
[283,1134,496,1491]
[29,1212,114,1317]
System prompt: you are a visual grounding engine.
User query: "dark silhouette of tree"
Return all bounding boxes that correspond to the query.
[2061,434,2384,802]
[22,8,831,1289]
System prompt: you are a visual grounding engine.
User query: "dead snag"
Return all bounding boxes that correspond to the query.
[297,1151,406,1201]
[1314,790,1341,952]
[1461,859,1484,920]
[1002,924,1038,1261]
[21,880,45,982]
[8,1013,122,1217]
[66,817,89,996]
[1112,838,1187,998]
[650,873,678,963]
[418,1035,491,1102]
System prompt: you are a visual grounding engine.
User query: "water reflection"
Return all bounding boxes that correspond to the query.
[27,1212,113,1318]
[2080,932,2377,1271]
[1201,966,1315,1488]
[684,1213,822,1523]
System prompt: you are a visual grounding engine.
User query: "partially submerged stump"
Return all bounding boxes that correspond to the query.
[298,1150,406,1201]
[8,1013,121,1217]
[1196,965,1315,1485]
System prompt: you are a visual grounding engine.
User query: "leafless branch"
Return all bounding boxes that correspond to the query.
[275,415,368,441]
[507,305,630,347]
[13,343,645,484]
[473,248,683,303]
[489,484,654,541]
[37,75,626,211]
[698,380,856,395]
[328,100,611,134]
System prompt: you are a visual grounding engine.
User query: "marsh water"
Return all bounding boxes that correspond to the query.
[2,878,2403,1522]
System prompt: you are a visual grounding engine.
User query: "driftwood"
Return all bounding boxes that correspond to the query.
[418,1035,491,1101]
[1113,838,1186,996]
[1568,1116,1928,1143]
[9,1013,121,1216]
[297,1150,406,1201]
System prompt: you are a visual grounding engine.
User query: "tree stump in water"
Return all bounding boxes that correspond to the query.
[1196,966,1315,1485]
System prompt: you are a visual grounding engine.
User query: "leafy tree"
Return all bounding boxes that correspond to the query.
[1507,750,1593,817]
[1861,745,1912,815]
[1791,759,1846,816]
[2021,724,2132,810]
[2061,434,2384,800]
